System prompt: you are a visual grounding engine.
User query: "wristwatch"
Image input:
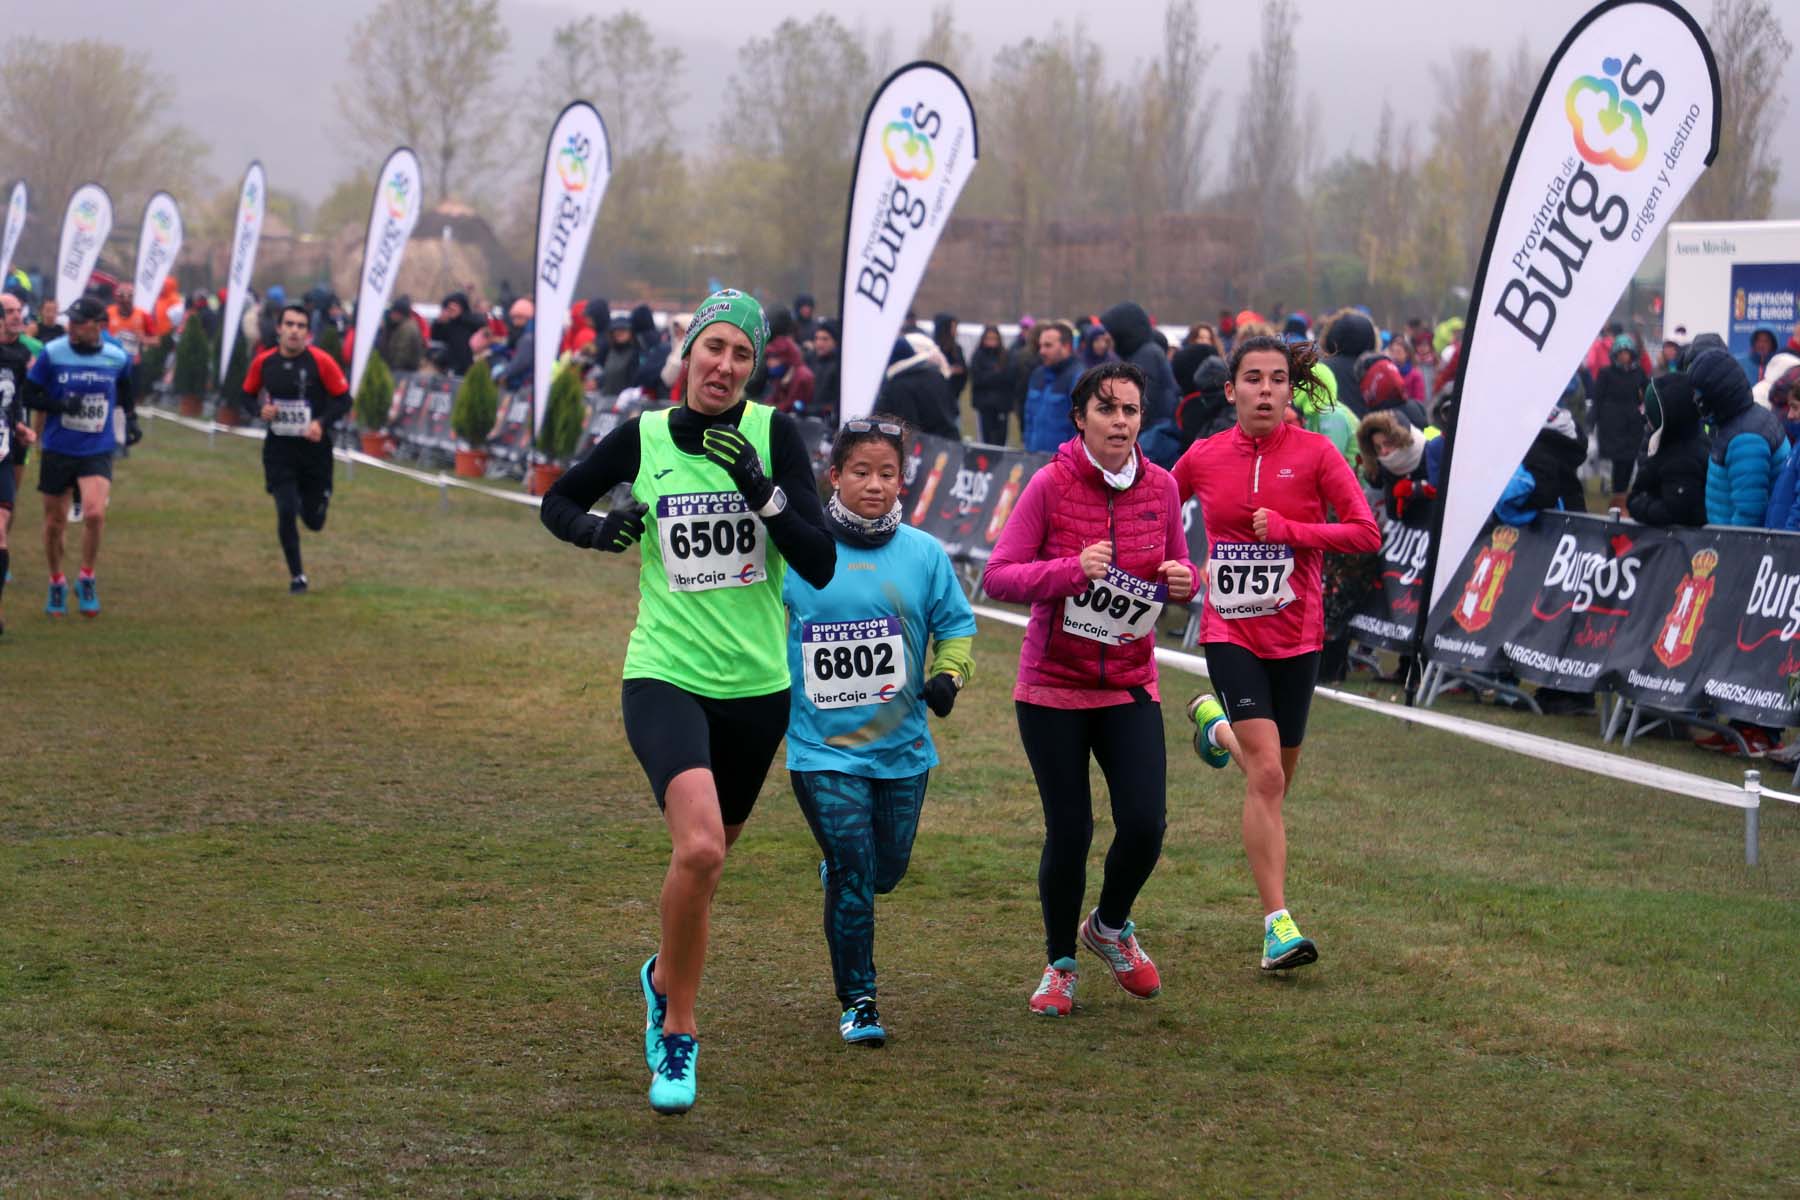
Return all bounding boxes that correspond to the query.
[758,486,788,518]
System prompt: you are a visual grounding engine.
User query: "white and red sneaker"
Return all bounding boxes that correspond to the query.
[1028,957,1079,1016]
[1079,911,1162,999]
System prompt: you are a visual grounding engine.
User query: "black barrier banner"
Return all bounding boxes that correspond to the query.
[1347,517,1434,652]
[1425,512,1800,727]
[899,435,1047,562]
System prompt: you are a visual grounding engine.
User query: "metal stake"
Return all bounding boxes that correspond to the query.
[1744,770,1762,867]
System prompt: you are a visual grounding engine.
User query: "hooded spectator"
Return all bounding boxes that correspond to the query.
[1385,334,1428,405]
[1358,355,1429,430]
[811,318,841,425]
[1100,301,1180,428]
[875,331,958,438]
[1283,313,1309,343]
[1495,401,1587,527]
[1023,322,1082,452]
[1759,367,1800,528]
[932,312,968,415]
[1626,374,1709,527]
[1680,332,1728,370]
[561,301,598,357]
[1321,311,1377,419]
[1743,327,1779,383]
[792,293,819,345]
[1658,335,1684,376]
[629,304,660,352]
[969,324,1014,445]
[1357,410,1439,527]
[764,332,814,414]
[1174,349,1232,450]
[1593,333,1649,510]
[1298,361,1356,469]
[599,316,640,395]
[1689,347,1790,526]
[430,291,482,374]
[375,295,424,372]
[1754,352,1800,410]
[1078,322,1115,370]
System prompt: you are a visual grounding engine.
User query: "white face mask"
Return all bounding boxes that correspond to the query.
[1377,432,1424,476]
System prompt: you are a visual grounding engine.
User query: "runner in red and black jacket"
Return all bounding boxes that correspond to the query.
[240,303,351,593]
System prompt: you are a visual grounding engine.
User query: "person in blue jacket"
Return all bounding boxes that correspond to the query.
[1022,323,1082,452]
[24,296,138,617]
[1689,347,1789,527]
[783,414,976,1048]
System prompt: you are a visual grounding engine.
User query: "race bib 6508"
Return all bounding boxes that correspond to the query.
[656,491,767,592]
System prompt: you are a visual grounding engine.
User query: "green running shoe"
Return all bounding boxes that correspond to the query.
[648,1032,698,1115]
[639,955,666,1071]
[1261,912,1318,972]
[1186,693,1231,769]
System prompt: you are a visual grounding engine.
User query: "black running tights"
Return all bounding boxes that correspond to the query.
[274,481,329,576]
[1016,697,1168,962]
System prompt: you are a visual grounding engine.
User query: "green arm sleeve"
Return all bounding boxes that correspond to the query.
[927,635,975,685]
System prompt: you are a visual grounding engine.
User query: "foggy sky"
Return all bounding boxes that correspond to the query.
[15,0,1800,217]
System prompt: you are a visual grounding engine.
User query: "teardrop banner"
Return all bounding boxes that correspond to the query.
[133,191,183,318]
[219,161,266,385]
[836,61,979,426]
[55,181,112,311]
[531,101,612,439]
[1420,0,1720,638]
[0,180,25,286]
[350,147,425,398]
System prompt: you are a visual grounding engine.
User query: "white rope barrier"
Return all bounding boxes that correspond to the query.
[144,407,1778,863]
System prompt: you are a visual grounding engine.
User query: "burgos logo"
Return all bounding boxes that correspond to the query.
[882,103,938,181]
[384,171,411,220]
[1565,56,1648,171]
[150,208,174,244]
[240,180,260,224]
[556,133,590,192]
[72,198,99,233]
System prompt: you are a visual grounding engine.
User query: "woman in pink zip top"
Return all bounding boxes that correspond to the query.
[1171,334,1380,975]
[983,361,1197,1017]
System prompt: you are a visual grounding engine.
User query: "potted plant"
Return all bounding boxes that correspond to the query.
[314,320,343,362]
[450,363,499,477]
[355,354,395,459]
[215,332,249,427]
[172,318,210,417]
[530,362,587,495]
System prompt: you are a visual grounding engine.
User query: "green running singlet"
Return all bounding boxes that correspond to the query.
[624,403,790,698]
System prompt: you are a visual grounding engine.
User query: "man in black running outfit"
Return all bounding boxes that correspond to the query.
[241,303,351,593]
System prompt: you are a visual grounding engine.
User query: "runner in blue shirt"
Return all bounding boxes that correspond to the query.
[783,415,976,1046]
[24,296,138,617]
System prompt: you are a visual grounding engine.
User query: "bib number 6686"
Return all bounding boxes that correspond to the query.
[668,516,758,560]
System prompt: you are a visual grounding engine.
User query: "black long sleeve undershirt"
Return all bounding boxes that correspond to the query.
[540,401,836,589]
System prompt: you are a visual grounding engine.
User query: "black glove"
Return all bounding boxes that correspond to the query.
[700,425,775,510]
[588,502,648,553]
[922,672,960,719]
[125,413,143,446]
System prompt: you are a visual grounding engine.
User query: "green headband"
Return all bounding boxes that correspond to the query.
[680,288,768,372]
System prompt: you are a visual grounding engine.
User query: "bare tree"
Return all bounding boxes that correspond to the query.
[917,5,964,78]
[0,38,210,270]
[714,16,871,299]
[338,0,510,202]
[537,13,684,162]
[1225,0,1302,296]
[1150,0,1218,212]
[1681,0,1790,220]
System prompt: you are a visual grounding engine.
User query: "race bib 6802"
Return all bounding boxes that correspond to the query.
[800,616,907,709]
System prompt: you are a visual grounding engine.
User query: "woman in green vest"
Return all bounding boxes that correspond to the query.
[540,289,836,1115]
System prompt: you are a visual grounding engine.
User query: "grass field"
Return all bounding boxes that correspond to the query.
[3,418,1798,1198]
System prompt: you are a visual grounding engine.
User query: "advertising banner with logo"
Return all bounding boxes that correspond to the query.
[0,181,25,286]
[54,182,112,311]
[838,62,979,425]
[532,101,611,439]
[1424,1,1719,622]
[219,161,266,385]
[1727,261,1800,376]
[1347,517,1437,652]
[350,148,424,398]
[899,433,1047,562]
[133,191,182,323]
[1424,512,1800,727]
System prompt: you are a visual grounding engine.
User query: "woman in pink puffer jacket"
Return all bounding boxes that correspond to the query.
[983,361,1195,1017]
